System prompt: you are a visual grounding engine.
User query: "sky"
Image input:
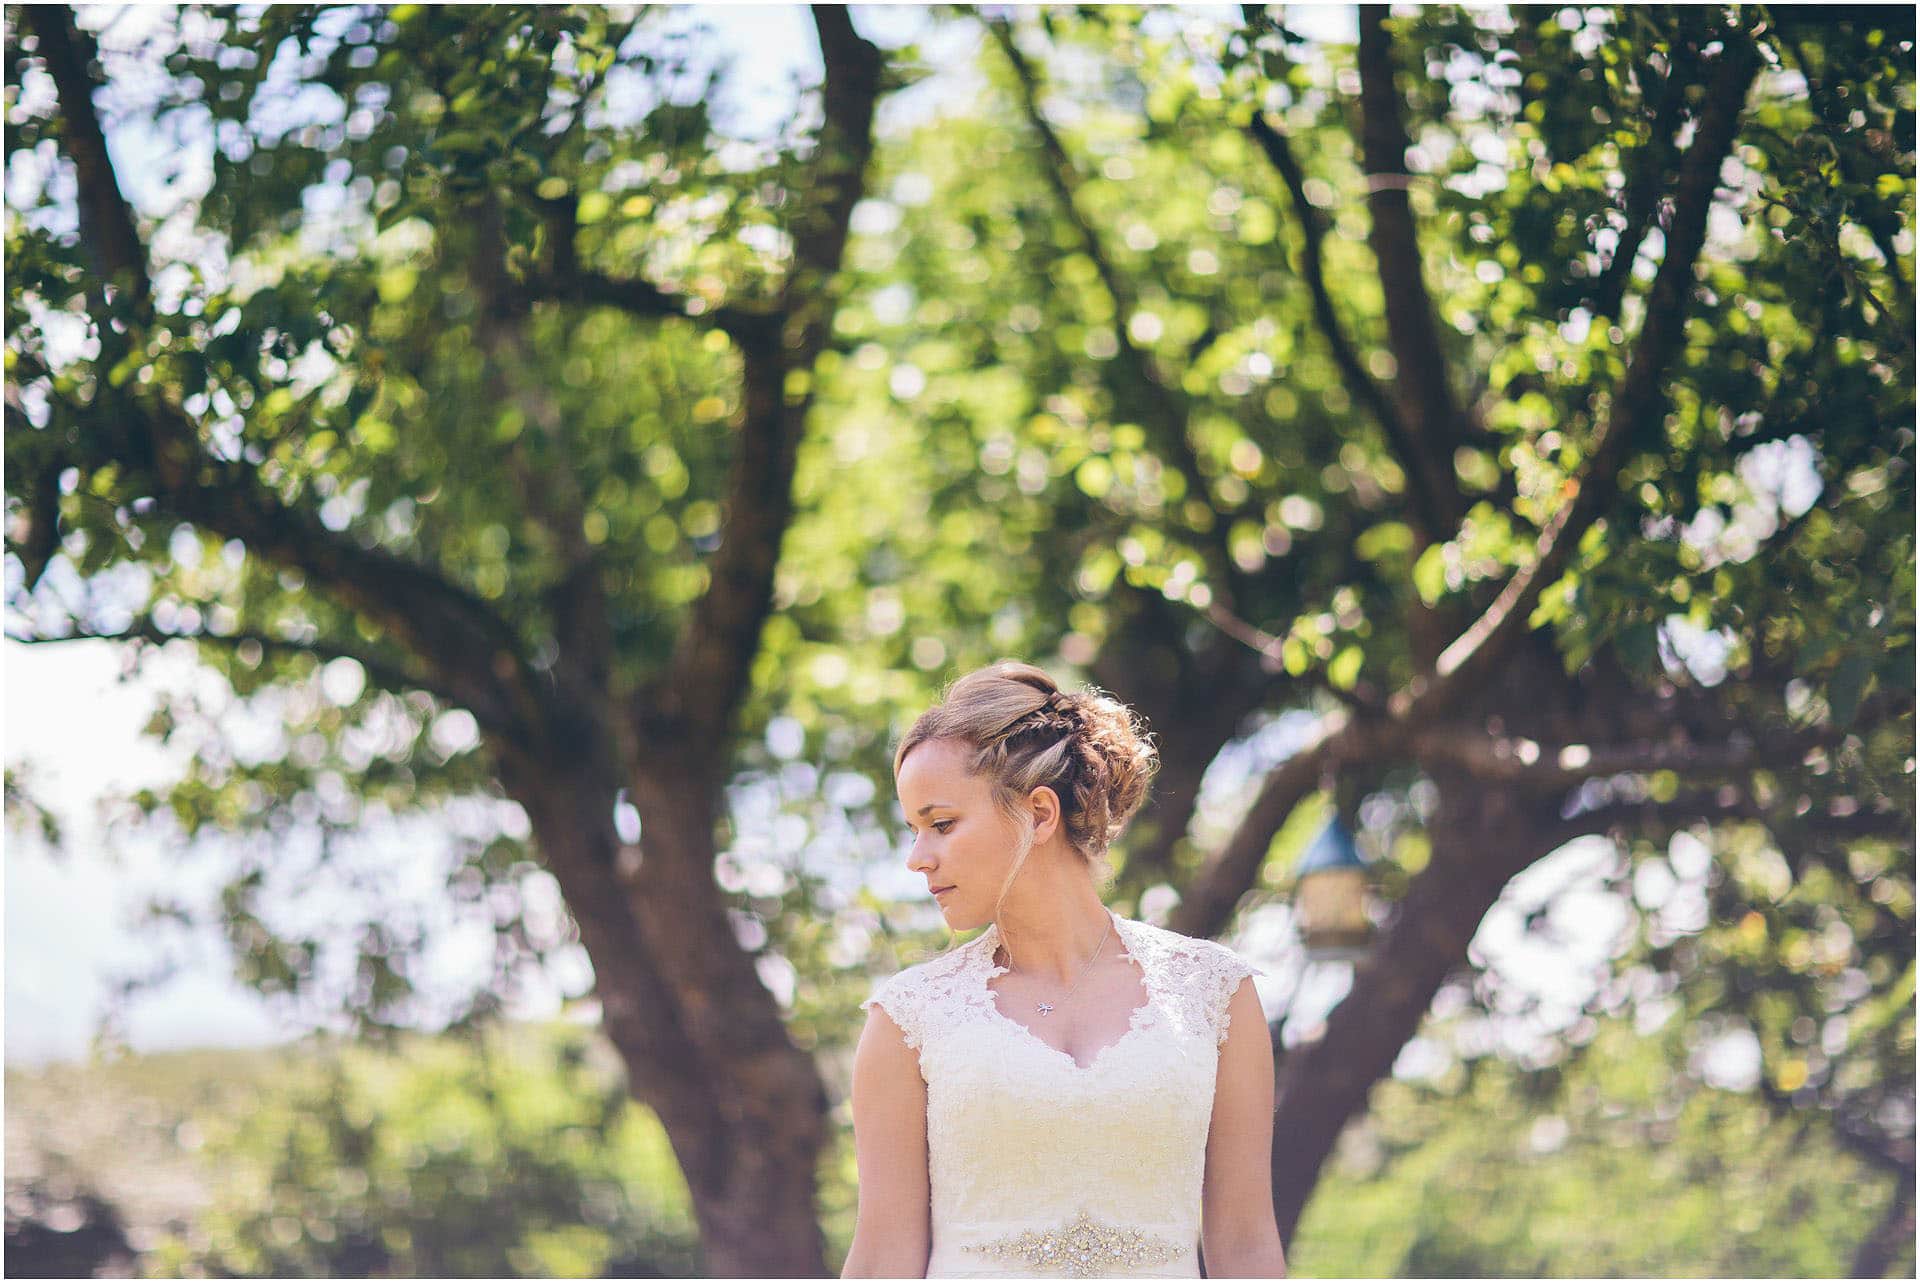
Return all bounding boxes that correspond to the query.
[5,639,290,1060]
[5,2,1773,1088]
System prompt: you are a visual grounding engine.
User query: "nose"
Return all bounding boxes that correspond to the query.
[905,837,934,877]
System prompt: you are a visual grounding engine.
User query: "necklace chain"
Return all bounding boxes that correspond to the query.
[1000,914,1113,1017]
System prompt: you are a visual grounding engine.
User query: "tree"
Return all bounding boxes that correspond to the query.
[7,2,1913,1272]
[796,1,1913,1254]
[7,4,883,1272]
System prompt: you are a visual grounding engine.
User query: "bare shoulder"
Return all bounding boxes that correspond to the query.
[846,971,934,1276]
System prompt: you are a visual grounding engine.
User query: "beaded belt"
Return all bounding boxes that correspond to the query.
[959,1210,1186,1277]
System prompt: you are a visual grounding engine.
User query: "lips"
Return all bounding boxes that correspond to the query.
[931,884,955,897]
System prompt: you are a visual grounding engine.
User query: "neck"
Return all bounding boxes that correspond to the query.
[992,863,1117,985]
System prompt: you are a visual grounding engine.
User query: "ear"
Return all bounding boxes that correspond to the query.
[1027,784,1062,842]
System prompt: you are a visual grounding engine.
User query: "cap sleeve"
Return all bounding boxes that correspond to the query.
[1200,941,1267,1048]
[860,968,926,1051]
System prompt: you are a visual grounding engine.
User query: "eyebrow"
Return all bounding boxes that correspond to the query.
[913,803,953,816]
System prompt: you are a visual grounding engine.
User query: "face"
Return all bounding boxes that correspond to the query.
[897,737,1055,930]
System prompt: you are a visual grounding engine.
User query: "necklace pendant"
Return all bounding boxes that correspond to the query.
[1035,1001,1055,1016]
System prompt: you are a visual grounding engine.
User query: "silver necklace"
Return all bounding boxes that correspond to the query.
[999,914,1113,1016]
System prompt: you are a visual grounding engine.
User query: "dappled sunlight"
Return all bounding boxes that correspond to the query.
[5,2,1911,1277]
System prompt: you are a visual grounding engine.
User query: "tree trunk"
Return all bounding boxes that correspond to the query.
[627,758,833,1277]
[1851,1169,1916,1279]
[1267,752,1565,1241]
[1096,603,1282,893]
[497,721,832,1277]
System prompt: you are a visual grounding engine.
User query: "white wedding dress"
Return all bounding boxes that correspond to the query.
[861,909,1265,1279]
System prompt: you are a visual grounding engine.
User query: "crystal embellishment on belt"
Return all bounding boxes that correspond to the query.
[961,1211,1184,1277]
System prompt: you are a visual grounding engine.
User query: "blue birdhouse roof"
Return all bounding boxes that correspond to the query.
[1296,815,1365,875]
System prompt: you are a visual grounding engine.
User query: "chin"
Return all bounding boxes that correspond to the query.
[940,900,983,929]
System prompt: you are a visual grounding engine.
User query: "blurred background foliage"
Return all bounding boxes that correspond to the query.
[5,0,1913,1277]
[136,1025,703,1279]
[4,1005,1899,1278]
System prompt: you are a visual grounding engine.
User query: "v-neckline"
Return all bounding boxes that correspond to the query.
[977,910,1155,1073]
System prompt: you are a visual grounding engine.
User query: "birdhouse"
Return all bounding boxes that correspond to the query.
[1292,814,1372,962]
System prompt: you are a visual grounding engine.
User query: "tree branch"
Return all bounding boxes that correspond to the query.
[28,9,150,308]
[1386,33,1765,724]
[524,261,782,345]
[1848,1161,1916,1278]
[4,350,74,593]
[988,16,1249,607]
[1265,780,1571,1239]
[1093,590,1287,892]
[1201,599,1386,713]
[469,193,615,700]
[641,6,883,770]
[5,618,473,716]
[1775,25,1915,338]
[29,4,542,745]
[1242,7,1452,542]
[516,100,778,345]
[1542,783,1915,856]
[1398,715,1887,788]
[1587,43,1693,323]
[1354,6,1470,531]
[1171,708,1351,939]
[1173,587,1900,944]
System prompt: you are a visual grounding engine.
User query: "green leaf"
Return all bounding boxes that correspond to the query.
[432,130,493,157]
[1355,521,1414,561]
[1413,544,1448,606]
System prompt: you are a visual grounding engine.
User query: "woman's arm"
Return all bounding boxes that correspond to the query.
[840,1004,932,1278]
[1200,977,1289,1278]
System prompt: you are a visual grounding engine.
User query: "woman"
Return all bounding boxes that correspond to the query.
[841,661,1289,1279]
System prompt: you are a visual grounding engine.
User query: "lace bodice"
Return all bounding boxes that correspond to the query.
[860,910,1265,1279]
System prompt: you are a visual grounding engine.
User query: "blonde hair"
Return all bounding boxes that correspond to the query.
[893,660,1159,926]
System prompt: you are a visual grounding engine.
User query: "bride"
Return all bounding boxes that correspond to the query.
[841,661,1289,1279]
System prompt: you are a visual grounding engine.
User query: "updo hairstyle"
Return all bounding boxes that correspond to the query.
[893,660,1159,900]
